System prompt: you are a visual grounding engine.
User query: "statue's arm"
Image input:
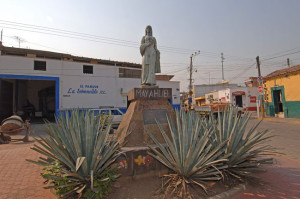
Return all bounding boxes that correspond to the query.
[153,37,158,51]
[140,36,147,55]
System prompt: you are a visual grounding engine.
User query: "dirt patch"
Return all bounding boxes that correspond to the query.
[107,176,234,199]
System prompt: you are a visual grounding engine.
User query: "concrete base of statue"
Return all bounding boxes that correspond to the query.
[116,87,175,147]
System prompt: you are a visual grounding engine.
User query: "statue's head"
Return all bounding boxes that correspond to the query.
[145,25,152,36]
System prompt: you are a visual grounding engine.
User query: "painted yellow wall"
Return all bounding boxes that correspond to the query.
[264,72,300,102]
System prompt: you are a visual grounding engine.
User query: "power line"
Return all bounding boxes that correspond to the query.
[262,46,300,59]
[0,20,255,61]
[4,20,297,83]
[0,20,198,55]
[229,62,256,81]
[262,50,300,61]
[1,25,201,55]
[3,34,71,54]
[163,67,188,74]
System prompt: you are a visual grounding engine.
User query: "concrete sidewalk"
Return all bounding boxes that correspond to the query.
[253,116,300,125]
[233,156,300,199]
[0,138,55,199]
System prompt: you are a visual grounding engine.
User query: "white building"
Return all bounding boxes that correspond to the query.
[192,83,238,105]
[0,46,180,121]
[205,87,258,111]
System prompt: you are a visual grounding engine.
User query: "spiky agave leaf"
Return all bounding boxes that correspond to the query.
[146,110,228,198]
[27,109,123,198]
[213,106,276,180]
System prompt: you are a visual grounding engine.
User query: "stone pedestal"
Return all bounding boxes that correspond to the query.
[116,87,174,147]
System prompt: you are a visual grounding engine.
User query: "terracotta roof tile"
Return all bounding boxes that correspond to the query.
[264,65,300,79]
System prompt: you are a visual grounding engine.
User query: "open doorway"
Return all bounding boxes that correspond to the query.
[235,95,243,107]
[0,80,13,121]
[273,90,284,114]
[0,76,58,123]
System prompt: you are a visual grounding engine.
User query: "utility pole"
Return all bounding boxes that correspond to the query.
[188,51,200,109]
[287,58,290,67]
[189,56,193,93]
[221,52,225,81]
[0,29,3,46]
[256,56,265,118]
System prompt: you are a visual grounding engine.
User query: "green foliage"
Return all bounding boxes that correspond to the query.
[42,160,75,196]
[146,110,229,198]
[212,107,275,180]
[27,109,123,198]
[83,167,118,199]
[147,108,275,198]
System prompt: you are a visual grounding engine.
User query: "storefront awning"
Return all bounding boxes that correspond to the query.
[232,91,245,95]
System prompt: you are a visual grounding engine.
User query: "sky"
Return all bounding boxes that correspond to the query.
[0,0,300,91]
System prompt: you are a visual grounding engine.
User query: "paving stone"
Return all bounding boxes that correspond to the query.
[0,141,56,199]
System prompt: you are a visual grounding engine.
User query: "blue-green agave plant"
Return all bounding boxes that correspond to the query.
[213,107,275,180]
[146,110,230,198]
[27,110,124,198]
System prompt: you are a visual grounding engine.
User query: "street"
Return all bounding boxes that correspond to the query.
[247,117,300,162]
[233,117,300,199]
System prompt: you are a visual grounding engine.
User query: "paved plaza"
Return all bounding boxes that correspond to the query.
[0,117,300,199]
[0,137,55,199]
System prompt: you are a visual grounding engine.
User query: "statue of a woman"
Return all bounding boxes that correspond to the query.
[140,25,161,86]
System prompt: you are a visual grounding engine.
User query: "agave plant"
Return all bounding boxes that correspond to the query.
[27,109,123,198]
[146,110,229,198]
[212,107,275,181]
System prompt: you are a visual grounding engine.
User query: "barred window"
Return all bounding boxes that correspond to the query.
[119,68,141,78]
[83,65,93,74]
[34,61,46,71]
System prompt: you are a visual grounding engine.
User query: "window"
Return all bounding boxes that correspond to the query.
[34,61,46,71]
[83,65,93,74]
[119,68,141,78]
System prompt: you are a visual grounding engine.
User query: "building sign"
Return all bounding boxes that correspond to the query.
[65,84,106,96]
[232,91,246,95]
[128,88,172,101]
[250,96,256,103]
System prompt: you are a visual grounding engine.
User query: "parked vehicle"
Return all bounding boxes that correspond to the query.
[194,103,230,116]
[91,108,124,128]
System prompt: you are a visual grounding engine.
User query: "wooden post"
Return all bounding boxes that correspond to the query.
[23,120,30,142]
[256,56,265,118]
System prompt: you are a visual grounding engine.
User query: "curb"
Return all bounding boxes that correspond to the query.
[253,117,300,125]
[208,183,246,199]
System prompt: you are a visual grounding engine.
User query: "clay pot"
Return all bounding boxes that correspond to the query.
[1,115,24,131]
